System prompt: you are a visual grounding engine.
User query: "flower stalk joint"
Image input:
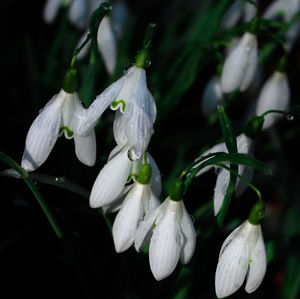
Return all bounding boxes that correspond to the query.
[248,201,265,225]
[62,68,78,93]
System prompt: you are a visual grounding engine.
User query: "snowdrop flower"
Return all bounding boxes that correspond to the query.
[255,59,290,130]
[75,62,156,159]
[43,0,71,24]
[215,202,267,298]
[221,18,259,93]
[112,163,161,252]
[263,0,300,22]
[135,179,196,281]
[90,143,161,209]
[21,69,96,172]
[194,133,254,215]
[201,76,224,116]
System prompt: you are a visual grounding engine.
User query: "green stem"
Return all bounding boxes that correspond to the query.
[70,33,92,69]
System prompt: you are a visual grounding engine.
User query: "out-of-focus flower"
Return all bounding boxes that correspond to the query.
[255,69,290,129]
[194,133,254,215]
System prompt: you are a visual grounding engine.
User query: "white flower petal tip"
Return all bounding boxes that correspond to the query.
[89,146,131,208]
[201,76,224,117]
[97,16,117,75]
[215,220,267,298]
[221,32,258,93]
[136,198,195,280]
[43,0,61,23]
[255,71,290,130]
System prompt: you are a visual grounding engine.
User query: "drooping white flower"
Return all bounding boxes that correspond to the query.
[68,0,89,29]
[255,70,290,130]
[221,32,258,93]
[201,76,224,116]
[215,220,267,298]
[263,0,300,22]
[75,65,156,159]
[135,196,196,281]
[194,133,254,215]
[21,88,96,172]
[43,0,63,24]
[112,163,160,252]
[90,144,161,209]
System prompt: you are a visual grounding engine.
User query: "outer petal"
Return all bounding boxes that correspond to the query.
[89,145,131,208]
[201,76,223,117]
[243,0,256,22]
[97,16,117,75]
[221,0,243,29]
[218,225,242,259]
[73,130,96,166]
[112,183,147,252]
[123,103,153,159]
[21,94,63,171]
[239,34,258,92]
[68,0,88,29]
[215,233,251,298]
[256,71,290,129]
[75,30,91,60]
[147,152,162,197]
[113,109,128,147]
[43,0,61,23]
[75,76,125,136]
[134,206,160,252]
[144,190,161,215]
[194,142,227,177]
[214,168,230,216]
[245,225,267,293]
[263,0,286,20]
[180,203,196,264]
[221,33,257,93]
[149,200,184,281]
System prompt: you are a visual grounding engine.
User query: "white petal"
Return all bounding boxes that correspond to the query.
[214,168,230,216]
[221,33,257,93]
[75,76,125,136]
[113,109,128,147]
[61,92,77,138]
[111,0,130,40]
[285,20,300,52]
[73,130,96,166]
[134,206,160,252]
[97,16,117,75]
[43,0,61,23]
[112,183,146,252]
[68,0,88,29]
[235,166,254,197]
[89,145,131,208]
[255,71,290,129]
[102,183,133,214]
[218,225,242,259]
[21,93,63,171]
[201,76,223,117]
[263,0,286,20]
[180,203,196,264]
[245,225,267,293]
[108,144,122,161]
[144,190,161,215]
[215,231,251,298]
[221,0,243,29]
[149,201,184,281]
[194,142,227,177]
[123,103,153,159]
[243,0,256,23]
[147,152,162,197]
[239,35,258,92]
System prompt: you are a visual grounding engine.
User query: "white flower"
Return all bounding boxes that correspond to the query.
[112,179,160,253]
[215,220,267,298]
[201,76,224,116]
[68,0,89,29]
[221,32,258,93]
[263,0,300,22]
[21,89,96,172]
[194,133,254,215]
[75,65,156,159]
[255,71,290,130]
[90,145,161,209]
[134,197,196,281]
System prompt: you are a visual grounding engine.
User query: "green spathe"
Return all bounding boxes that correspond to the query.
[169,178,184,202]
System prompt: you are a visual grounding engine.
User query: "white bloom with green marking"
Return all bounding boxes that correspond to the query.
[75,65,156,159]
[134,197,196,281]
[21,89,96,171]
[215,220,267,298]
